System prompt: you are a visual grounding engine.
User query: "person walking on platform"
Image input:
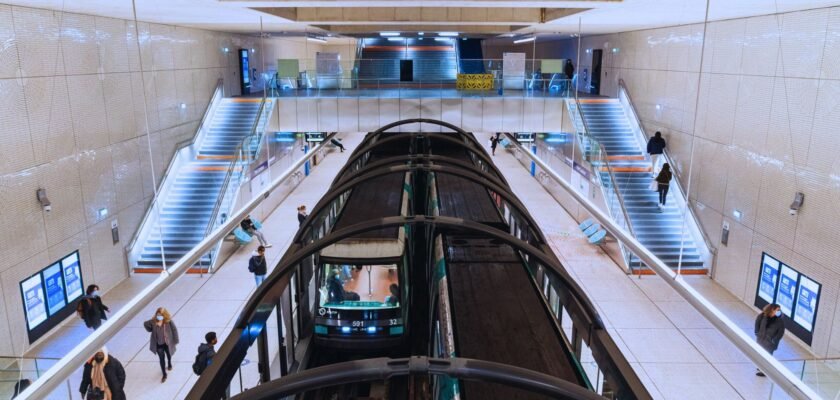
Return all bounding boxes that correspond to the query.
[754,303,785,377]
[241,214,271,248]
[143,307,180,383]
[249,245,268,287]
[79,347,126,400]
[297,205,308,227]
[646,131,667,173]
[192,331,218,376]
[655,163,672,211]
[490,136,500,156]
[77,284,110,330]
[11,378,31,399]
[330,138,346,152]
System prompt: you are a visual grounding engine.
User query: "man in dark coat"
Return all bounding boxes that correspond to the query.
[80,347,126,400]
[646,131,667,173]
[249,246,268,286]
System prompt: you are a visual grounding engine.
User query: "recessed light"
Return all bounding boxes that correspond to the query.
[733,209,743,221]
[438,32,459,37]
[380,32,400,37]
[513,36,536,44]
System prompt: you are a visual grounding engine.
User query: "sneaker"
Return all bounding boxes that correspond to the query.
[161,375,167,383]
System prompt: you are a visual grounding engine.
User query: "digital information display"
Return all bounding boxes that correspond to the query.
[62,252,83,301]
[43,263,66,316]
[20,250,84,343]
[793,276,821,332]
[20,274,47,329]
[758,253,780,304]
[776,264,799,317]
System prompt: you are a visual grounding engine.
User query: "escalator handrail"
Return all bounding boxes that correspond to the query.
[229,356,605,400]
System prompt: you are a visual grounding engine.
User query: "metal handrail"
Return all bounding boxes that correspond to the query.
[617,78,717,256]
[569,96,637,241]
[125,79,224,252]
[18,135,336,400]
[507,139,821,400]
[201,98,269,265]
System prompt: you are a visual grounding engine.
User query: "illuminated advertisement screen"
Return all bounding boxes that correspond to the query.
[793,276,821,332]
[758,253,780,304]
[20,275,47,330]
[43,262,66,316]
[61,252,83,301]
[240,49,250,84]
[776,264,799,317]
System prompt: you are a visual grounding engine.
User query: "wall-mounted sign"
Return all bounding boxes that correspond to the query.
[753,252,821,345]
[20,250,85,343]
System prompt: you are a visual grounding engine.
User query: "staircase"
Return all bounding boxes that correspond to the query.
[577,98,706,273]
[132,98,263,272]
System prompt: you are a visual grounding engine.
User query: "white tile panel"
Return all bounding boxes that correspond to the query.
[0,5,20,79]
[807,79,840,173]
[820,7,840,80]
[39,156,85,247]
[714,216,753,300]
[0,168,47,272]
[103,73,137,145]
[0,78,36,175]
[154,70,178,129]
[67,74,109,151]
[173,69,196,122]
[336,98,359,132]
[111,139,143,212]
[778,9,828,79]
[12,6,64,78]
[722,148,762,230]
[60,12,99,75]
[316,97,338,132]
[150,23,175,71]
[731,75,772,155]
[740,15,780,77]
[78,147,116,226]
[96,16,130,74]
[754,163,798,248]
[86,217,127,290]
[24,76,76,164]
[793,168,840,272]
[766,77,818,165]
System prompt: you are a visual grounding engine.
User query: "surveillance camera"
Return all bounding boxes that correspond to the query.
[37,188,51,212]
[789,208,797,216]
[44,204,52,213]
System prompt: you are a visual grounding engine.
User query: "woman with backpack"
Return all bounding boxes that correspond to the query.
[143,307,180,383]
[77,284,109,330]
[754,303,786,376]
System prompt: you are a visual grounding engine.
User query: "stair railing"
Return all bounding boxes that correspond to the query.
[567,97,638,270]
[126,79,225,269]
[201,97,275,273]
[617,79,717,272]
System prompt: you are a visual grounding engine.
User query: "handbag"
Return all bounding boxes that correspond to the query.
[648,179,658,191]
[86,387,105,400]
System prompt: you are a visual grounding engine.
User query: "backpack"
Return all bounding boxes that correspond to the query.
[192,350,208,375]
[76,298,91,319]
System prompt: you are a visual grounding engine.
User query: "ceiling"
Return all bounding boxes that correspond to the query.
[5,0,840,38]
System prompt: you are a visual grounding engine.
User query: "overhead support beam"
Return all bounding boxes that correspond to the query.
[310,24,530,35]
[254,7,551,24]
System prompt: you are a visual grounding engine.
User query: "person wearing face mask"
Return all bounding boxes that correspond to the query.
[754,303,786,377]
[143,307,180,383]
[77,284,110,330]
[79,347,126,400]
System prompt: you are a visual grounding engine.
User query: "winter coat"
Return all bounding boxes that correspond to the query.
[249,252,267,276]
[79,356,126,400]
[647,136,666,155]
[655,169,672,186]
[754,314,785,352]
[241,218,255,231]
[298,212,307,227]
[79,295,109,329]
[197,343,216,370]
[144,319,180,355]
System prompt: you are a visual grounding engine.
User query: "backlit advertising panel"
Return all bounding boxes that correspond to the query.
[776,264,799,317]
[758,253,780,304]
[62,252,83,301]
[43,262,66,316]
[793,276,821,332]
[20,275,47,330]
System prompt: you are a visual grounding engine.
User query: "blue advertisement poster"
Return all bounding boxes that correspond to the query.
[776,264,799,317]
[793,276,820,332]
[61,252,83,301]
[43,263,66,316]
[758,254,780,303]
[21,275,47,329]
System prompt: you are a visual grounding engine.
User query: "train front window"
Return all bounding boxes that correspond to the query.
[319,264,400,309]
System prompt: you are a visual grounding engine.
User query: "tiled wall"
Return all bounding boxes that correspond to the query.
[554,7,840,357]
[0,3,259,355]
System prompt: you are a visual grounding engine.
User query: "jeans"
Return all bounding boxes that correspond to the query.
[255,274,266,286]
[658,184,669,205]
[156,344,172,375]
[249,229,268,246]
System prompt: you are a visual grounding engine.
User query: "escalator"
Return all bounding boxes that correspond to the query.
[127,86,272,273]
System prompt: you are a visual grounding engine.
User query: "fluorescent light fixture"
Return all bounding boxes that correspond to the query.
[438,32,458,37]
[418,32,424,36]
[434,38,451,42]
[250,48,255,53]
[98,208,108,218]
[513,36,536,44]
[380,32,400,37]
[366,326,377,334]
[307,37,326,43]
[585,48,591,54]
[223,47,229,53]
[733,209,743,221]
[655,104,662,110]
[387,37,405,41]
[341,326,351,333]
[612,47,619,53]
[179,103,187,110]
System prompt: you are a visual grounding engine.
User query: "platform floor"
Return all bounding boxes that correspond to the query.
[478,132,816,400]
[21,134,364,400]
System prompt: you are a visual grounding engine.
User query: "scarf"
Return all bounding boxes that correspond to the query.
[90,354,112,400]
